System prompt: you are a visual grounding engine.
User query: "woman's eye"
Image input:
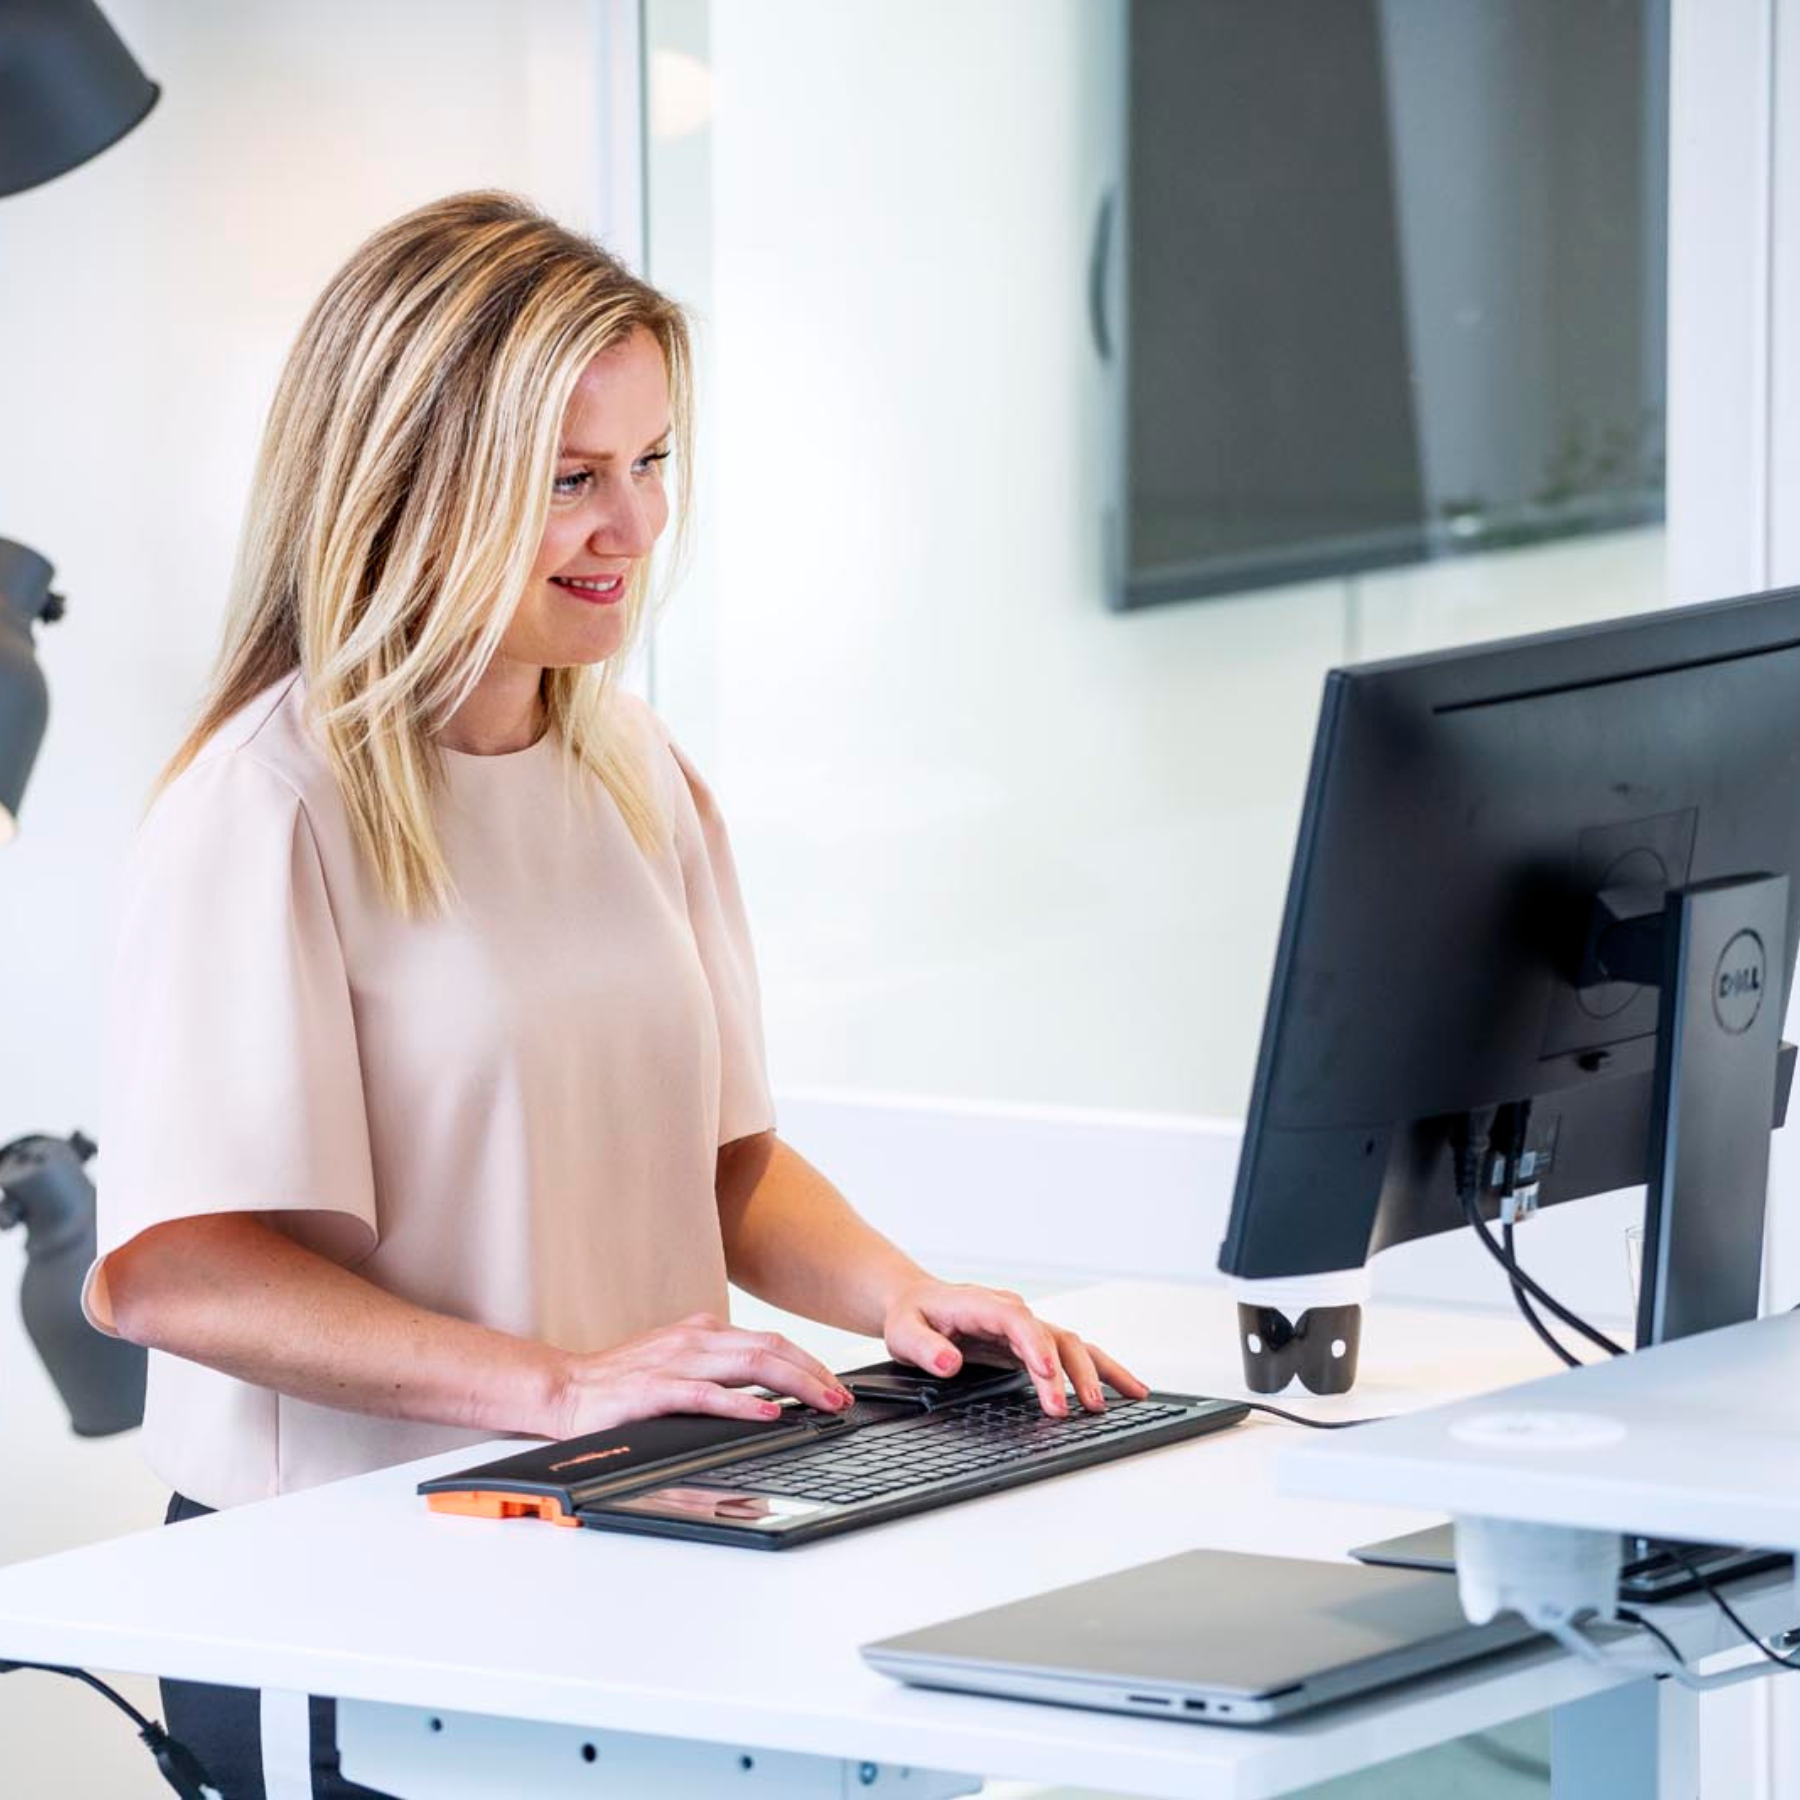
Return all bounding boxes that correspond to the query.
[634,450,671,478]
[552,469,592,499]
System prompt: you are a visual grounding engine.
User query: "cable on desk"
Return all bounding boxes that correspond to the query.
[1237,1400,1389,1429]
[0,1660,220,1798]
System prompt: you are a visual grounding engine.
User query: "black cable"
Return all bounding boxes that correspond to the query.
[1489,1101,1575,1365]
[0,1661,218,1798]
[1239,1400,1388,1429]
[1453,1114,1626,1359]
[1665,1548,1800,1672]
[1460,1182,1624,1356]
[1502,1220,1583,1368]
[1,1659,155,1732]
[1617,1607,1685,1669]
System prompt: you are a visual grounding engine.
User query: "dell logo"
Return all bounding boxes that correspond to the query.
[1713,931,1767,1035]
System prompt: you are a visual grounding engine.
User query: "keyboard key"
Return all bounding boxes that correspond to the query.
[689,1395,1206,1507]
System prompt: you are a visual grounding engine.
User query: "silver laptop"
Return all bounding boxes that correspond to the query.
[861,1548,1540,1725]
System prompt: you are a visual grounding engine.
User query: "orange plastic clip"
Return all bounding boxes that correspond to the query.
[426,1490,580,1527]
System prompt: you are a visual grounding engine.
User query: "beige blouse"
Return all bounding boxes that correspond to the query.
[84,675,773,1509]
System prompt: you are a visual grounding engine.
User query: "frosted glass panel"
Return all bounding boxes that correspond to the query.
[644,1,1669,1118]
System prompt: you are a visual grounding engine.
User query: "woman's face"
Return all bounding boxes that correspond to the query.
[504,327,672,670]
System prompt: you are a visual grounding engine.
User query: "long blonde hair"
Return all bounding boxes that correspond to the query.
[164,190,692,914]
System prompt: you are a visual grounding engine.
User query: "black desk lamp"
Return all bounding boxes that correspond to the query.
[0,0,158,834]
[0,538,60,843]
[1,0,158,1435]
[0,0,160,199]
[0,17,222,1796]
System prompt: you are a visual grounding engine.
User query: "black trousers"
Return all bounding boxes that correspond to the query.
[160,1494,395,1800]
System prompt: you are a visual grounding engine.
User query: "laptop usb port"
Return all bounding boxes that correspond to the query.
[1182,1698,1208,1712]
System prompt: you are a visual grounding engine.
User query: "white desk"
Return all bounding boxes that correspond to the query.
[1280,1306,1800,1552]
[0,1284,1771,1799]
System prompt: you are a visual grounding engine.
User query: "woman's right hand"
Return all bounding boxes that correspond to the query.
[546,1312,855,1439]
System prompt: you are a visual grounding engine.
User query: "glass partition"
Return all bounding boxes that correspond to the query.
[642,0,1669,1120]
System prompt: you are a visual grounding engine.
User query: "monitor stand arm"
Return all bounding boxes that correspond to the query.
[1593,873,1789,1349]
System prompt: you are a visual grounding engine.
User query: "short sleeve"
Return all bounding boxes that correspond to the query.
[83,752,379,1334]
[665,738,776,1146]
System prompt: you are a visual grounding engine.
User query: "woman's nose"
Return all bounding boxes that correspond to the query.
[591,479,658,557]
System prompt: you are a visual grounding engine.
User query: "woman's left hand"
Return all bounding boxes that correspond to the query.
[880,1278,1150,1417]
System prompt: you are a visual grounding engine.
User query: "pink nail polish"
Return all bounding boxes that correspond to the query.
[936,1352,957,1373]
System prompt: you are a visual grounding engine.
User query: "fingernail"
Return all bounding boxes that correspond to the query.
[832,1388,854,1409]
[936,1352,957,1373]
[759,1401,782,1418]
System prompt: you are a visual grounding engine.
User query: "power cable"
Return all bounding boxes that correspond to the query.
[0,1660,219,1798]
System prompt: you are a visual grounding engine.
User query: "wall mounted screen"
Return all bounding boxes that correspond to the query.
[1114,0,1669,609]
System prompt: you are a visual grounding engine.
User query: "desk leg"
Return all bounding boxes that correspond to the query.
[261,1687,314,1800]
[334,1700,983,1800]
[1551,1679,1699,1800]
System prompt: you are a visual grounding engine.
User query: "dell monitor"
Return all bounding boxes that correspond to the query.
[1218,585,1800,1364]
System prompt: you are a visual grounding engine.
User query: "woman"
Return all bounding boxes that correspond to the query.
[83,192,1145,1796]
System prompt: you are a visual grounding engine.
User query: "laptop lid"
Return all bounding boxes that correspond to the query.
[862,1548,1539,1725]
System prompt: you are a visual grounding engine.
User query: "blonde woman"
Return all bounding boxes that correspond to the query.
[83,192,1145,1796]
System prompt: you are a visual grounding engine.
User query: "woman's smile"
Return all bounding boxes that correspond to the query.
[550,571,627,605]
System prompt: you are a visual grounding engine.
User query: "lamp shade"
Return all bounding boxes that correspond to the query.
[0,0,159,199]
[0,539,56,842]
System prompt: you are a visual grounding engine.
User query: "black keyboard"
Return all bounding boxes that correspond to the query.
[688,1392,1221,1508]
[426,1369,1249,1549]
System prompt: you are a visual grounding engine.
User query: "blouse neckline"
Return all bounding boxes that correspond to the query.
[437,727,560,769]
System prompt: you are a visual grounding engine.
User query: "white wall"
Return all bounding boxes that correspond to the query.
[0,4,614,1790]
